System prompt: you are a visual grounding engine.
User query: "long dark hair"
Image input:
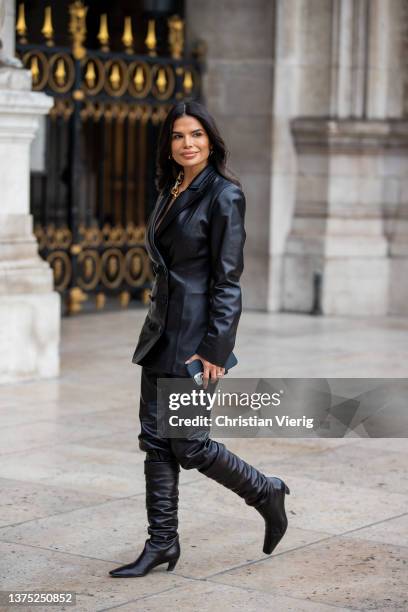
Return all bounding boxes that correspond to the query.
[156,101,241,192]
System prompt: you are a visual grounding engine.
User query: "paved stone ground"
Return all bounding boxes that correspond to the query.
[0,309,407,611]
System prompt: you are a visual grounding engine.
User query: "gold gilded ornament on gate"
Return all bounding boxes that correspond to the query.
[69,1,88,60]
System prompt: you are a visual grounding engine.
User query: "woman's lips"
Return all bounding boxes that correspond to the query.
[181,152,198,158]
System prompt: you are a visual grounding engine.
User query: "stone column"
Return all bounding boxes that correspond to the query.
[282,0,408,315]
[0,0,17,60]
[284,119,408,315]
[0,1,60,383]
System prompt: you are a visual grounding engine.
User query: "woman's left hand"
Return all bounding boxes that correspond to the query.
[185,354,225,389]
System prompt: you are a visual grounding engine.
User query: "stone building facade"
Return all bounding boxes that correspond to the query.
[187,0,408,316]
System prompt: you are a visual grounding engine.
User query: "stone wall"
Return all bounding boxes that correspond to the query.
[186,0,275,310]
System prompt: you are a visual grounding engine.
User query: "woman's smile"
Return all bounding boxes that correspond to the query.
[181,151,198,158]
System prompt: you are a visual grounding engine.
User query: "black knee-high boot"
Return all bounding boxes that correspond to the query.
[198,442,291,555]
[109,452,180,577]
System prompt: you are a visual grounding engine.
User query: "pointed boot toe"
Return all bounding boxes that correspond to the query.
[109,539,180,578]
[255,476,290,555]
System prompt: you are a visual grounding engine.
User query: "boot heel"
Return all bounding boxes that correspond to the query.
[284,484,290,495]
[167,558,178,571]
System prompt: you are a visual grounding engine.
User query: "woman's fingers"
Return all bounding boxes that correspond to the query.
[210,365,225,386]
[204,365,218,388]
[202,362,210,389]
[195,355,225,388]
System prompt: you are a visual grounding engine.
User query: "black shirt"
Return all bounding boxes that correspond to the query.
[137,193,186,375]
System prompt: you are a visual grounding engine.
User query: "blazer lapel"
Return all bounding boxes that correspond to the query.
[145,192,168,266]
[155,165,217,238]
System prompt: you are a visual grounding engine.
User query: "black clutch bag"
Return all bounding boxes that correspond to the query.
[186,352,238,386]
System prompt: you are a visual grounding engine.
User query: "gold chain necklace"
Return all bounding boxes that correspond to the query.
[170,170,184,198]
[156,170,184,231]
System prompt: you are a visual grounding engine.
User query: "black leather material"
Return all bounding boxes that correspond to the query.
[138,366,191,457]
[144,459,179,546]
[199,444,291,555]
[138,366,220,470]
[132,367,291,562]
[109,458,180,577]
[255,476,291,555]
[132,163,246,374]
[146,449,172,462]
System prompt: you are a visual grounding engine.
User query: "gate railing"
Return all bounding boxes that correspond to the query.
[15,1,202,314]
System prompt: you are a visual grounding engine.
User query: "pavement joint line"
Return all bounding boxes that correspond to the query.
[192,538,339,579]
[71,424,140,438]
[0,475,203,531]
[0,442,75,458]
[0,430,138,457]
[0,535,337,587]
[0,504,406,557]
[0,538,130,565]
[2,521,406,575]
[341,510,408,532]
[0,530,329,568]
[200,577,365,612]
[0,428,142,458]
[0,400,138,421]
[3,509,407,589]
[0,420,136,439]
[95,574,363,612]
[0,492,143,530]
[95,582,194,612]
[200,511,408,580]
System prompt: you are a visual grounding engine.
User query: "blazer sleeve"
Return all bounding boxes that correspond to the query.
[196,184,246,367]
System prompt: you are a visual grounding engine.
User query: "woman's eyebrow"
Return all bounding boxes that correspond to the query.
[172,129,203,134]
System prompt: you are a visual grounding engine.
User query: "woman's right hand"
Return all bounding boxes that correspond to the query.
[185,354,225,389]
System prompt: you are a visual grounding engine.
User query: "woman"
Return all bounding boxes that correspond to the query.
[109,101,290,578]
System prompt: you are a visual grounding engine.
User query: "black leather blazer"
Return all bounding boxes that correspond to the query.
[131,164,246,375]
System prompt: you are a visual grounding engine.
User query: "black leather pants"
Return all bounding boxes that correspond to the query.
[138,366,221,471]
[133,366,291,561]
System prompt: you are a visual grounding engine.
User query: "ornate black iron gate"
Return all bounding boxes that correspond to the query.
[15,0,201,314]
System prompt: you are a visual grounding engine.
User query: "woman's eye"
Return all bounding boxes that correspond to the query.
[172,133,202,139]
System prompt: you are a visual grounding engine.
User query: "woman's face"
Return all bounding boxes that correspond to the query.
[171,115,211,170]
